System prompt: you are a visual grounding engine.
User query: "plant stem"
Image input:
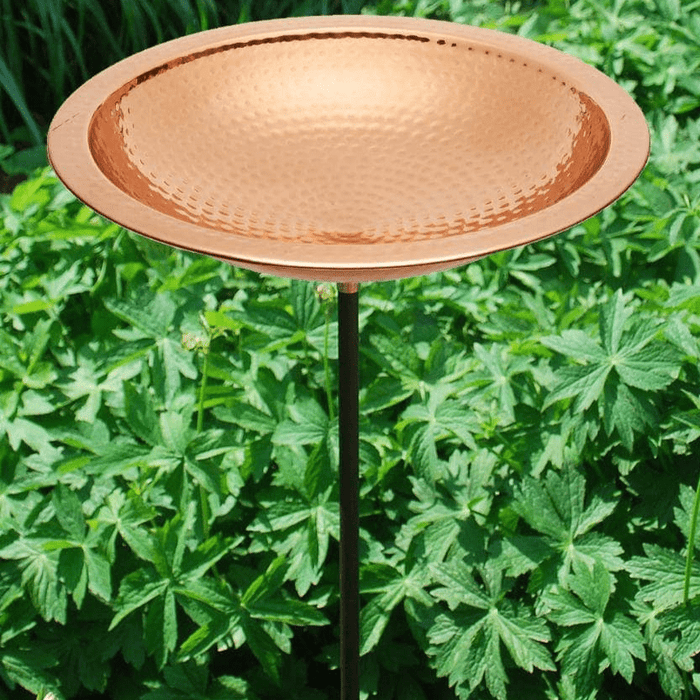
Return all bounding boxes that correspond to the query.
[324,307,335,423]
[196,343,212,539]
[196,347,210,433]
[199,483,211,540]
[683,469,700,604]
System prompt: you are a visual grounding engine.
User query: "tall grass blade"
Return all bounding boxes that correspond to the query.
[684,470,700,604]
[0,54,42,145]
[0,0,23,85]
[134,0,165,46]
[32,0,69,108]
[78,0,122,59]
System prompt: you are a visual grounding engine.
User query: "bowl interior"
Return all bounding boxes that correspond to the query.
[89,30,611,246]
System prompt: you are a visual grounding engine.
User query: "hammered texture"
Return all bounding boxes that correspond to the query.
[90,31,610,246]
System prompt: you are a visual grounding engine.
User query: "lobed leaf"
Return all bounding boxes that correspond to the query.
[627,543,700,611]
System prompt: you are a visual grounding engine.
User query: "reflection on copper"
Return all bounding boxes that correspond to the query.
[48,15,649,282]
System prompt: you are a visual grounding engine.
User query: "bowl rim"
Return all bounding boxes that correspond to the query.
[47,14,650,281]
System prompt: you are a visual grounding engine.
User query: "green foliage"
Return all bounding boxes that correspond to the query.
[1,0,700,698]
[428,559,555,699]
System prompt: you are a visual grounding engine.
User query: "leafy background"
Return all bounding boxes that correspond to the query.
[2,0,700,698]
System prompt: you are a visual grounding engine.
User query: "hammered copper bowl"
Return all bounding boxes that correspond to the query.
[47,15,649,282]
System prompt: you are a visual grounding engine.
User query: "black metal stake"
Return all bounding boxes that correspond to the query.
[337,282,360,700]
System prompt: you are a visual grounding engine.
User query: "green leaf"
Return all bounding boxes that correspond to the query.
[0,540,67,623]
[247,598,327,627]
[9,175,51,212]
[543,560,645,690]
[404,418,439,480]
[615,338,683,392]
[57,547,87,608]
[303,440,333,501]
[657,602,700,665]
[160,337,197,396]
[0,650,60,698]
[512,467,622,582]
[627,544,700,611]
[430,561,490,611]
[600,290,633,355]
[175,580,242,660]
[214,402,276,434]
[514,467,583,540]
[159,411,190,456]
[674,483,700,548]
[542,292,682,446]
[290,279,320,331]
[366,333,421,386]
[104,291,175,339]
[490,536,555,579]
[600,612,647,683]
[123,382,160,447]
[428,561,554,699]
[144,588,178,669]
[6,418,54,454]
[51,485,84,541]
[541,330,606,363]
[248,498,338,596]
[238,300,303,351]
[241,557,287,608]
[83,548,112,602]
[273,399,328,446]
[544,363,611,411]
[359,577,406,655]
[10,298,54,315]
[171,502,195,576]
[398,400,477,481]
[602,382,654,450]
[241,617,282,685]
[567,557,612,616]
[141,661,254,700]
[434,402,478,450]
[362,375,414,414]
[492,606,555,674]
[181,534,230,583]
[471,342,530,423]
[110,568,168,630]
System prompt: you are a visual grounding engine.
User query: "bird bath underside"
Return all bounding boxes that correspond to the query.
[47,15,648,283]
[47,14,649,700]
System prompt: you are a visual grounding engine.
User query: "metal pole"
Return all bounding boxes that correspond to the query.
[337,282,359,700]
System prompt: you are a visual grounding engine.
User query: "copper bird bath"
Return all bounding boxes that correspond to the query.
[47,14,649,700]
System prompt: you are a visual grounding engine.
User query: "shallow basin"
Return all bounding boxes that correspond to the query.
[47,15,649,282]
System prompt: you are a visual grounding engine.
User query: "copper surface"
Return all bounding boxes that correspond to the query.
[47,15,649,282]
